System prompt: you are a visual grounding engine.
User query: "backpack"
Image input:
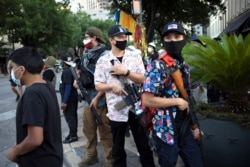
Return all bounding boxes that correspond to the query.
[79,47,107,88]
[138,96,156,130]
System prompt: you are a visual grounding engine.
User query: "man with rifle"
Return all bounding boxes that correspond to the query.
[94,25,155,167]
[73,27,113,167]
[141,22,203,167]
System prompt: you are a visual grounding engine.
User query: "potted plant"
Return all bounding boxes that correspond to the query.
[182,33,250,167]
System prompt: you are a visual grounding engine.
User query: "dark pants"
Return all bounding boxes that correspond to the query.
[153,129,203,167]
[63,100,78,137]
[110,111,155,167]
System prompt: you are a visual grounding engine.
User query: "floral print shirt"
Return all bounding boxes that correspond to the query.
[143,58,189,145]
[94,49,145,122]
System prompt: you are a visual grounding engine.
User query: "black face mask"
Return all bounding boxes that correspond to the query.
[164,39,186,62]
[115,40,127,50]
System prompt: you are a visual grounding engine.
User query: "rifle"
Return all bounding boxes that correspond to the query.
[110,60,142,114]
[70,66,104,129]
[114,83,142,114]
[160,52,202,141]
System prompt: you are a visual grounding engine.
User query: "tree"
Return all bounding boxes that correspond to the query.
[183,34,250,113]
[0,0,114,57]
[110,0,226,42]
[0,0,77,51]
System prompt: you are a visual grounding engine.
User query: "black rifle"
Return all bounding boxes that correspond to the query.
[110,60,141,113]
[114,83,141,109]
[70,67,104,129]
[171,69,202,148]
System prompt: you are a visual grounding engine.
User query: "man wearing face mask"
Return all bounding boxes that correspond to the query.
[94,25,155,167]
[141,22,203,167]
[147,42,158,63]
[7,59,23,101]
[74,27,113,167]
[7,47,63,167]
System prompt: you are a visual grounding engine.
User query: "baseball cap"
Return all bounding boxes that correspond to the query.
[44,56,57,68]
[60,54,75,67]
[85,27,105,43]
[162,22,186,36]
[108,25,132,37]
[148,42,156,48]
[190,34,206,47]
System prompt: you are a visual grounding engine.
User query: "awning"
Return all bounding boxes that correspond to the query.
[222,10,250,34]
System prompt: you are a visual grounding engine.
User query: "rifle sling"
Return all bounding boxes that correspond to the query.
[161,55,198,145]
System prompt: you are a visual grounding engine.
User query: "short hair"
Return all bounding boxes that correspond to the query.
[9,47,44,74]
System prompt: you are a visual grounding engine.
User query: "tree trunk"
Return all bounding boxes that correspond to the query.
[225,91,249,113]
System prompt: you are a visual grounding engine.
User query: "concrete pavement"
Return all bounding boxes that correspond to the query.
[62,102,185,167]
[62,102,154,167]
[0,72,184,167]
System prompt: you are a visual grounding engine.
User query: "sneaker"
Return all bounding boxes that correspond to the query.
[63,136,78,143]
[78,157,99,167]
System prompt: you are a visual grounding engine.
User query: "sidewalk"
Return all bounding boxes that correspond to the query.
[62,103,184,167]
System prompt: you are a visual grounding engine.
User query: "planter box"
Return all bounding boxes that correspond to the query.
[200,118,250,167]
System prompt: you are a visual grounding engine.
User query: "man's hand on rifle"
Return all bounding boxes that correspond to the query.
[110,64,128,75]
[110,82,128,96]
[61,103,67,110]
[90,96,98,109]
[191,128,204,139]
[73,80,79,89]
[176,98,189,112]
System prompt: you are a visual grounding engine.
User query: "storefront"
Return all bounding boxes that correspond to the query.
[222,10,250,36]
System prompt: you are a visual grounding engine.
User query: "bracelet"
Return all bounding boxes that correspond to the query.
[125,69,130,76]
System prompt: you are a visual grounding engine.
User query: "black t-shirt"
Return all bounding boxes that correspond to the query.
[16,82,63,167]
[59,66,78,102]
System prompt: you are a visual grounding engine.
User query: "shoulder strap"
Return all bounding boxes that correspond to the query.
[160,53,188,99]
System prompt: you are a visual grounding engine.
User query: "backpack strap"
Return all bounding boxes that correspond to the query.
[160,53,188,98]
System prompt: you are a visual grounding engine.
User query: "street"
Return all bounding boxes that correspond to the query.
[0,72,184,167]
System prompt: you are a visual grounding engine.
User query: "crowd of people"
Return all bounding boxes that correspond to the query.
[6,21,209,167]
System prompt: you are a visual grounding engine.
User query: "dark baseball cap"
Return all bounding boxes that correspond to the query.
[162,22,186,36]
[108,25,132,37]
[85,27,105,43]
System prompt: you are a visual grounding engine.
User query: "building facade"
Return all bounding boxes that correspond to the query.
[207,0,250,38]
[80,0,112,20]
[84,0,110,9]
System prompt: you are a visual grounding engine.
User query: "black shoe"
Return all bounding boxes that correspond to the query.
[16,95,20,102]
[63,136,78,143]
[65,134,71,141]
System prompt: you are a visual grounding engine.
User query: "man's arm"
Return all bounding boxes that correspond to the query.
[110,64,144,83]
[95,82,113,92]
[90,91,105,108]
[125,70,144,83]
[7,126,43,162]
[142,92,188,111]
[95,82,127,96]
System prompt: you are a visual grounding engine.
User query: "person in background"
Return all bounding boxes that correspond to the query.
[74,27,113,167]
[141,22,203,167]
[7,59,23,101]
[7,47,63,167]
[59,54,79,143]
[42,56,57,88]
[94,25,155,167]
[189,34,208,104]
[147,42,158,63]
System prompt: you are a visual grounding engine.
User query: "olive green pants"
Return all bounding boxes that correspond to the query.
[82,105,113,163]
